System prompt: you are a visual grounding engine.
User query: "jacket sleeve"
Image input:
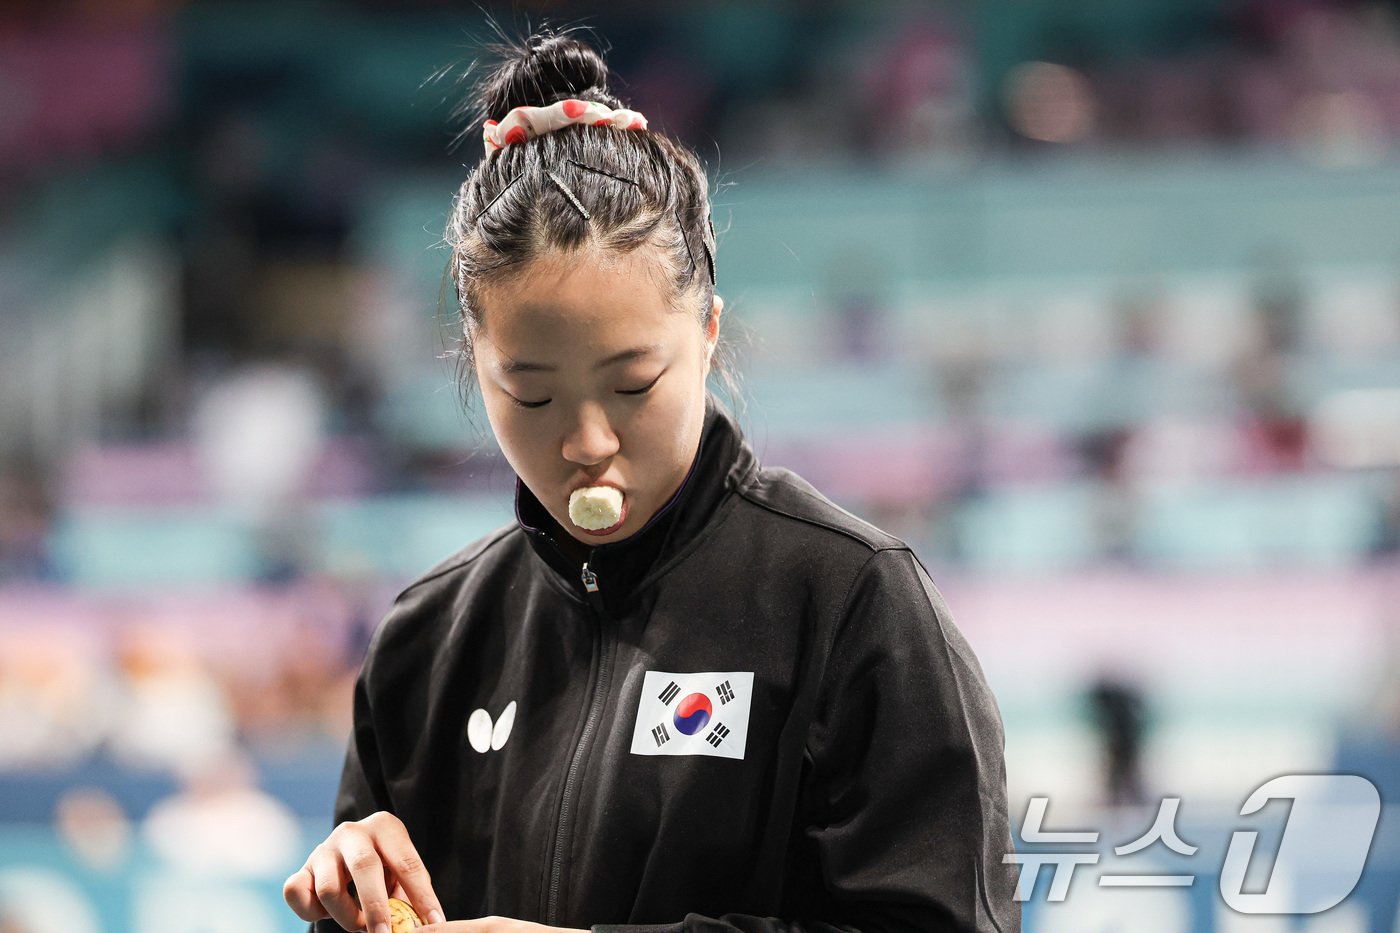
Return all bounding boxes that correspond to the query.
[593,547,1020,933]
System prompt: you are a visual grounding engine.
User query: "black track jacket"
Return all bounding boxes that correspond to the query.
[314,395,1020,933]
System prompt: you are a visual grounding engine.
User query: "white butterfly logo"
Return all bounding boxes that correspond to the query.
[467,700,517,753]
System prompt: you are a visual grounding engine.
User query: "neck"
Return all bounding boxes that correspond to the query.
[553,529,593,565]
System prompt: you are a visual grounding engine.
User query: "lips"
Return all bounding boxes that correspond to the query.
[569,479,624,496]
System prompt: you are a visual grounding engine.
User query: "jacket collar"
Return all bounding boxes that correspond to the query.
[515,393,755,612]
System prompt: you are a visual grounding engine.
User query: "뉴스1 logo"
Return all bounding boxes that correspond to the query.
[1005,773,1382,915]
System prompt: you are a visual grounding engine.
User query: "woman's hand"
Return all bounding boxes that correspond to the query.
[422,921,587,933]
[283,810,447,931]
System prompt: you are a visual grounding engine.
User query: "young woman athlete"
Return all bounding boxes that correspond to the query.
[284,30,1019,933]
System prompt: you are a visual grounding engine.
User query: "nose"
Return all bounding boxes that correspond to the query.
[561,401,620,467]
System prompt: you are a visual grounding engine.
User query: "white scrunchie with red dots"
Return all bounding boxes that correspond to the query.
[482,98,649,154]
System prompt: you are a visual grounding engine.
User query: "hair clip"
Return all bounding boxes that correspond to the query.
[473,172,524,224]
[673,206,716,286]
[545,170,591,220]
[675,204,699,282]
[566,159,641,187]
[703,214,716,284]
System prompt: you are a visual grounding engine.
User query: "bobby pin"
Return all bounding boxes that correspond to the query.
[567,159,641,187]
[546,170,591,220]
[473,172,524,224]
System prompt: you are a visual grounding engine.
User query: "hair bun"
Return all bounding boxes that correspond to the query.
[479,32,623,123]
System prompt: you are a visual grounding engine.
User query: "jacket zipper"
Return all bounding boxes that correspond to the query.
[547,557,613,925]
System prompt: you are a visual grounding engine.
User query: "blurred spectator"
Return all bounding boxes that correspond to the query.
[1081,427,1140,563]
[1376,467,1400,557]
[106,623,236,774]
[218,576,369,755]
[857,11,976,159]
[141,749,301,877]
[191,361,327,581]
[1085,674,1149,808]
[0,629,113,771]
[938,355,995,499]
[824,247,890,361]
[53,787,132,873]
[1231,257,1313,472]
[0,461,54,581]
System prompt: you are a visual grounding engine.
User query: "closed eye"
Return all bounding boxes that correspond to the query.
[618,373,662,396]
[508,395,550,410]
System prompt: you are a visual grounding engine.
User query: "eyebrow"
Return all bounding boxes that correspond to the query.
[499,344,661,375]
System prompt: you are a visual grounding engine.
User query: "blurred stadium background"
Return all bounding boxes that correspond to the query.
[2,1,1400,930]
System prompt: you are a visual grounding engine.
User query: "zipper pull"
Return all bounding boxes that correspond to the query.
[580,562,600,594]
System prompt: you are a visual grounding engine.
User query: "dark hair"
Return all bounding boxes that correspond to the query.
[445,28,740,404]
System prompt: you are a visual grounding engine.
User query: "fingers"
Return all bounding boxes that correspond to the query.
[284,849,364,930]
[317,839,371,931]
[283,812,445,932]
[282,865,329,922]
[340,824,394,932]
[364,812,447,925]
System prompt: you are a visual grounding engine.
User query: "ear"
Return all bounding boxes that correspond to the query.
[703,294,724,374]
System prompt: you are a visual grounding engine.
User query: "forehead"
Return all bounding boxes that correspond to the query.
[477,248,690,360]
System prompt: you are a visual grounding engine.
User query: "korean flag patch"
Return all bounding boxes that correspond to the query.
[630,671,754,760]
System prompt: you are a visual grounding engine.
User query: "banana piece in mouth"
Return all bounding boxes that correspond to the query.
[568,485,624,531]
